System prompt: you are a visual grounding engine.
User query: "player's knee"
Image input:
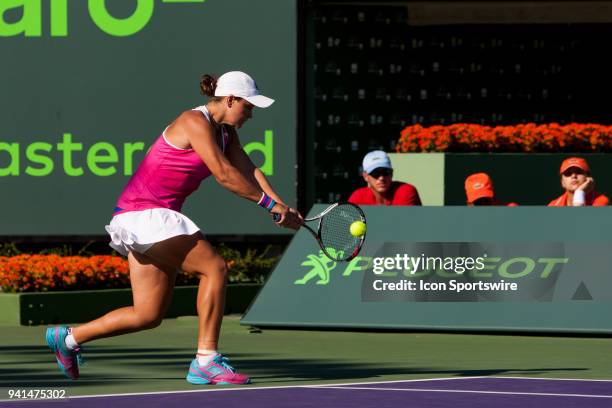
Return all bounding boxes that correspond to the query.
[215,256,229,279]
[134,310,164,330]
[207,255,229,281]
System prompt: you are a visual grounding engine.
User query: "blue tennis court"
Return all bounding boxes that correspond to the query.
[3,377,612,408]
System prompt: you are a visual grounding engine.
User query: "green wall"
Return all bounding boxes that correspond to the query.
[388,153,444,205]
[0,284,261,326]
[390,153,612,206]
[445,153,612,205]
[243,205,612,333]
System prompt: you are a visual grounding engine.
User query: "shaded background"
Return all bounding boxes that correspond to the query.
[0,0,296,236]
[3,0,612,237]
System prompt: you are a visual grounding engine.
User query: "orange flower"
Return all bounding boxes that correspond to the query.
[395,123,612,153]
[0,254,131,293]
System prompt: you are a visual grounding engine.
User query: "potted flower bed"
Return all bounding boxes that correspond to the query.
[0,246,276,326]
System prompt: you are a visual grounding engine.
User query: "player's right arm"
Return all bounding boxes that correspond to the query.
[181,111,262,201]
[176,111,295,225]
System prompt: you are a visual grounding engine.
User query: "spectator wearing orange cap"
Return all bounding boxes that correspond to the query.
[548,157,609,206]
[465,173,518,206]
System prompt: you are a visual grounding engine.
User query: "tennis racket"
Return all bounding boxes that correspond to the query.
[273,202,366,262]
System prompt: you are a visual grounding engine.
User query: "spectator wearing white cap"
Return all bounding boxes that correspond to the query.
[348,150,422,206]
[45,71,303,386]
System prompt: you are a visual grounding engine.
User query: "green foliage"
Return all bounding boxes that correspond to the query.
[175,244,279,285]
[1,242,97,257]
[1,242,280,290]
[38,241,96,256]
[218,244,279,283]
[0,243,21,257]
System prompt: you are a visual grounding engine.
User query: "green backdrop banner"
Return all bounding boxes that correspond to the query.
[0,0,296,235]
[242,206,612,333]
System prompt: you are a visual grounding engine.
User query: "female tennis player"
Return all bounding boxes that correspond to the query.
[45,71,303,385]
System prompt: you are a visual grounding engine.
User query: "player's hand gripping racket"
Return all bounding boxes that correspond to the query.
[273,202,366,262]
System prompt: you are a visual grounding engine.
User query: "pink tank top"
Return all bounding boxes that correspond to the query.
[114,106,228,214]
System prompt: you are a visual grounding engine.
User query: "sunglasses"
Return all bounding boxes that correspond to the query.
[369,168,392,178]
[562,168,586,177]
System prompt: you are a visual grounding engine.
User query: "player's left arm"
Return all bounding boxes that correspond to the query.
[225,126,285,205]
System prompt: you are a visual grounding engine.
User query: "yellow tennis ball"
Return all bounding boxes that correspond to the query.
[350,220,366,237]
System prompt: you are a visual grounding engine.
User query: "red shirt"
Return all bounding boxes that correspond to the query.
[494,200,518,206]
[548,191,610,206]
[348,182,422,206]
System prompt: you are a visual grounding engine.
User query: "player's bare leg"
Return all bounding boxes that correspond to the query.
[71,252,177,343]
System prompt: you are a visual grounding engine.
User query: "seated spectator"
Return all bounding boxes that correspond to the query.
[548,157,609,206]
[348,150,422,206]
[465,172,518,206]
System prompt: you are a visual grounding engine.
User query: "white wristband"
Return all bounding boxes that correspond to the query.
[573,190,585,206]
[256,192,266,206]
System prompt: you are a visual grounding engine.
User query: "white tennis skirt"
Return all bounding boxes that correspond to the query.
[105,208,200,257]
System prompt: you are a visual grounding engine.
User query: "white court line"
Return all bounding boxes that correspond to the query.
[1,375,608,402]
[310,386,612,399]
[0,376,486,402]
[492,376,612,383]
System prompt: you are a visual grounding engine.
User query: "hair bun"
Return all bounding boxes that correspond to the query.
[199,74,217,96]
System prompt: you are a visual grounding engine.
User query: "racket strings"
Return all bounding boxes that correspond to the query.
[320,205,364,261]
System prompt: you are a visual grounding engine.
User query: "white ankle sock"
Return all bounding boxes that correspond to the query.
[196,349,217,365]
[64,331,79,351]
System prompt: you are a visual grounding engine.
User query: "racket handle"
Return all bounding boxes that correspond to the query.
[272,213,281,222]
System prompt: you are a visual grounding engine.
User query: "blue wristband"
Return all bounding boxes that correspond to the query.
[257,193,276,212]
